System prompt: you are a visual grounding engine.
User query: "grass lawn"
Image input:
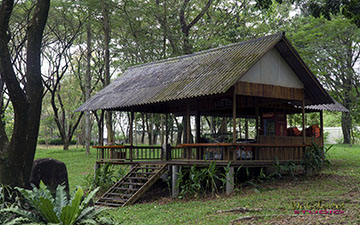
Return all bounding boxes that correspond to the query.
[35,144,360,224]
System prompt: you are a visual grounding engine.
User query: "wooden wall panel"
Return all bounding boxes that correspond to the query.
[256,135,323,160]
[236,81,304,101]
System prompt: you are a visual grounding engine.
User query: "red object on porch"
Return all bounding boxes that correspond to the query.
[287,127,301,136]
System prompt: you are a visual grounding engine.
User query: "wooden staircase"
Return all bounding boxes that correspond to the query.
[95,164,167,207]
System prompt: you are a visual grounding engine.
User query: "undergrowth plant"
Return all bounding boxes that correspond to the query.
[0,182,115,225]
[86,163,128,192]
[176,162,228,198]
[245,144,332,191]
[302,143,331,174]
[0,184,23,224]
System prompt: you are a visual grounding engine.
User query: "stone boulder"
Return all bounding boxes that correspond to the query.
[30,158,69,193]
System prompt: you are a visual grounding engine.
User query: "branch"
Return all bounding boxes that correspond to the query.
[179,0,190,33]
[0,0,27,109]
[187,0,213,30]
[25,0,50,100]
[0,76,9,150]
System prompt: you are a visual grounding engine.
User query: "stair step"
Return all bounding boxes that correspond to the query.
[137,166,160,170]
[112,187,139,192]
[121,179,147,184]
[131,172,154,175]
[96,164,167,208]
[126,176,149,180]
[122,182,146,186]
[99,197,127,202]
[95,202,123,207]
[105,193,132,197]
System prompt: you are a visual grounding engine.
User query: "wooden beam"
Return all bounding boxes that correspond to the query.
[196,106,201,143]
[161,114,164,145]
[165,114,169,144]
[320,110,324,146]
[235,81,304,101]
[186,102,191,159]
[256,106,259,139]
[129,110,134,162]
[302,99,306,145]
[186,102,191,144]
[232,89,237,143]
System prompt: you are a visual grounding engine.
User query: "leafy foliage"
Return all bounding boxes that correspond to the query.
[176,162,227,198]
[302,144,331,174]
[0,182,114,225]
[289,14,360,144]
[86,163,128,192]
[0,184,23,224]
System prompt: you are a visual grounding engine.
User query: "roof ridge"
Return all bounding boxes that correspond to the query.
[127,32,284,70]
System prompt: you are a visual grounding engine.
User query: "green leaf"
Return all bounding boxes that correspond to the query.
[60,187,83,225]
[79,187,99,210]
[37,197,59,223]
[54,185,68,218]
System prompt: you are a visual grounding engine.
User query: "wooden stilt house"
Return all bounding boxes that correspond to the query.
[76,32,348,207]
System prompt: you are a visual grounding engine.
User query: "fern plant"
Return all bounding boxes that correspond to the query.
[302,143,331,175]
[177,162,229,198]
[86,163,128,192]
[0,184,23,224]
[0,182,114,225]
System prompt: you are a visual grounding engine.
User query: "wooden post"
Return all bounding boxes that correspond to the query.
[165,114,169,144]
[94,162,100,180]
[129,110,134,162]
[186,103,191,143]
[172,165,179,197]
[302,99,306,145]
[232,90,237,143]
[245,119,249,141]
[226,166,234,195]
[161,114,164,145]
[256,106,259,139]
[151,114,154,146]
[186,102,191,159]
[320,110,324,146]
[196,109,200,143]
[100,109,104,145]
[196,106,201,159]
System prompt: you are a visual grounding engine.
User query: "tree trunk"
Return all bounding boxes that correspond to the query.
[101,0,114,144]
[94,110,104,145]
[179,0,213,54]
[0,0,50,188]
[63,138,70,151]
[85,13,92,154]
[342,111,351,145]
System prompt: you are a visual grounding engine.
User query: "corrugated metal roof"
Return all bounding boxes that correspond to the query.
[76,33,343,112]
[306,98,349,112]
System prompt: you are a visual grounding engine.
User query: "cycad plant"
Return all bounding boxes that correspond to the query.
[0,182,114,225]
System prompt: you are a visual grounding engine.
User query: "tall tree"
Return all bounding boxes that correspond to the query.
[42,1,85,150]
[85,7,92,154]
[0,0,50,187]
[100,0,115,144]
[290,15,360,144]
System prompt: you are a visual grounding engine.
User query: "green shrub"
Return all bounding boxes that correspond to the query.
[0,184,23,224]
[37,138,77,145]
[176,162,227,198]
[0,182,115,225]
[86,163,128,192]
[302,143,331,175]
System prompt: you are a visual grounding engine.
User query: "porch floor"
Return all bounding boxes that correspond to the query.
[96,159,302,167]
